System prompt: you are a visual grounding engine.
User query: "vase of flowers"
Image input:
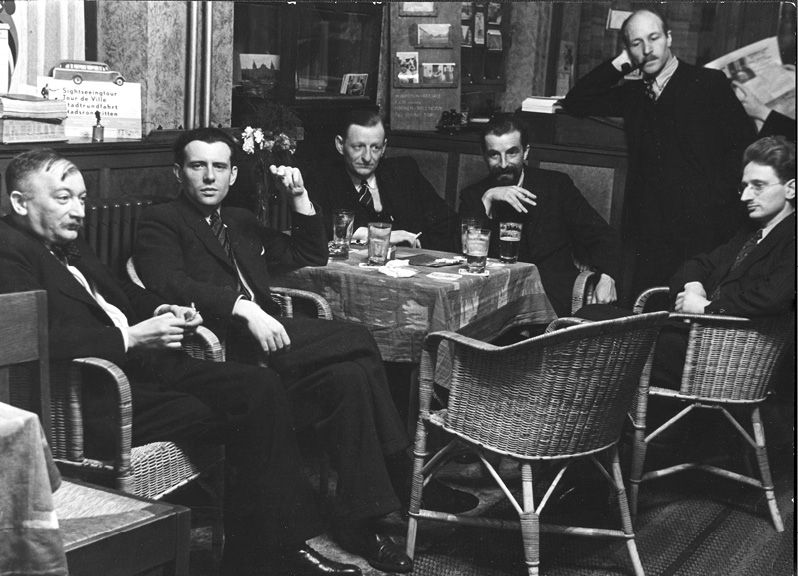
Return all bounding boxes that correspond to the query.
[241,126,298,225]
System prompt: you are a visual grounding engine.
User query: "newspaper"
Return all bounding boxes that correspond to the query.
[705,36,795,121]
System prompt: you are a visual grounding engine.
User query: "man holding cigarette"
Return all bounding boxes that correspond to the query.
[562,8,756,300]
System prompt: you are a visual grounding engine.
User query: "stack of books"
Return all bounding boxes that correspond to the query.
[520,96,564,114]
[0,94,68,144]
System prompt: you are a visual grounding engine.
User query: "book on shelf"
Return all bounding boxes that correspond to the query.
[0,93,68,119]
[521,96,564,114]
[0,118,67,144]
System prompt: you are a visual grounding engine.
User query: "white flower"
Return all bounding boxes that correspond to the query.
[253,128,265,147]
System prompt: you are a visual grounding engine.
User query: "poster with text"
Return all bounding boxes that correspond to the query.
[37,77,142,139]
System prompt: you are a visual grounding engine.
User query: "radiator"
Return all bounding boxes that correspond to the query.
[83,199,153,276]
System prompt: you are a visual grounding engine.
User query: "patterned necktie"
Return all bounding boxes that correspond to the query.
[358,180,375,213]
[52,242,81,266]
[209,209,234,263]
[643,77,657,101]
[710,229,762,300]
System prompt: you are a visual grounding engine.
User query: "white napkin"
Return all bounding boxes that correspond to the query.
[378,259,417,277]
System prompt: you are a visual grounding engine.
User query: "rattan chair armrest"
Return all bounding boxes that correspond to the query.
[632,286,669,314]
[544,316,591,334]
[271,286,333,320]
[571,269,600,315]
[185,326,225,362]
[668,312,752,325]
[68,357,134,477]
[126,256,145,288]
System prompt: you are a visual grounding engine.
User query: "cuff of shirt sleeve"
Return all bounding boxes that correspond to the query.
[119,327,130,352]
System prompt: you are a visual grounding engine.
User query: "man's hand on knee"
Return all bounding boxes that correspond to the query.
[234,298,291,353]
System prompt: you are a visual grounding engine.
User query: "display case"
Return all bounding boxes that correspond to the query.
[232,2,383,129]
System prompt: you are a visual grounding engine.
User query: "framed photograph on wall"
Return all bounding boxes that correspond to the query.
[399,2,437,17]
[396,51,420,84]
[421,63,458,86]
[340,73,368,96]
[486,29,502,51]
[474,12,485,45]
[487,2,502,25]
[412,23,452,48]
[461,2,474,20]
[461,24,473,47]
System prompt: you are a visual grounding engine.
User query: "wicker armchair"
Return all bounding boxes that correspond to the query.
[8,298,227,553]
[406,311,668,576]
[628,287,792,532]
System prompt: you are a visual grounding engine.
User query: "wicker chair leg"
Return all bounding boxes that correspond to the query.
[208,463,225,566]
[611,446,645,576]
[406,417,429,559]
[519,510,540,576]
[629,425,648,520]
[750,406,784,532]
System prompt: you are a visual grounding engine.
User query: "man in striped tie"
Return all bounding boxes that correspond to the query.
[651,136,795,389]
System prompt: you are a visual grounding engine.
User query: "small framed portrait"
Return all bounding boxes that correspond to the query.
[461,24,473,47]
[399,2,437,17]
[474,12,485,45]
[396,51,420,85]
[413,23,452,48]
[487,2,502,25]
[421,62,457,87]
[461,2,474,20]
[486,29,503,51]
[340,73,368,96]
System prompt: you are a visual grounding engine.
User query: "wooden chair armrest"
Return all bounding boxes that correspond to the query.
[271,286,333,320]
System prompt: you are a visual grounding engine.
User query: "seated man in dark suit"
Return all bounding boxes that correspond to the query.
[134,128,416,573]
[652,135,795,389]
[0,149,369,576]
[306,108,459,252]
[458,114,622,318]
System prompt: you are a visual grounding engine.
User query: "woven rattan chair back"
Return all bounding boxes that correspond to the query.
[442,312,667,459]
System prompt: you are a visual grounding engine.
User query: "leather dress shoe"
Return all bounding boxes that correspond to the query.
[269,545,362,576]
[334,529,413,573]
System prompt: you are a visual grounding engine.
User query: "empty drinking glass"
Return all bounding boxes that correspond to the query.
[461,216,484,255]
[330,209,355,259]
[367,222,392,266]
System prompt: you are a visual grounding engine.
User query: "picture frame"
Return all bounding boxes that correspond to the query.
[474,12,485,45]
[421,62,458,87]
[486,29,503,51]
[487,2,502,25]
[395,51,420,85]
[399,2,437,17]
[340,73,368,96]
[412,23,453,49]
[461,2,474,20]
[461,24,473,47]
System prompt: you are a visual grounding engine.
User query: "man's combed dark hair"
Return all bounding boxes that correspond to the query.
[338,108,383,139]
[6,148,77,197]
[743,135,796,183]
[480,114,529,154]
[173,127,239,167]
[620,7,671,48]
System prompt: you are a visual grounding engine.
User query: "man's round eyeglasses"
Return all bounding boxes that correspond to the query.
[737,181,782,196]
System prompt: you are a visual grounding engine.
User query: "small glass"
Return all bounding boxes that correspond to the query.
[465,227,491,274]
[367,222,393,266]
[460,216,484,255]
[499,222,522,263]
[330,209,355,259]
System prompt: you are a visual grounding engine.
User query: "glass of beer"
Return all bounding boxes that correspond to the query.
[499,222,522,263]
[367,222,393,266]
[460,216,484,255]
[330,209,355,259]
[465,227,491,274]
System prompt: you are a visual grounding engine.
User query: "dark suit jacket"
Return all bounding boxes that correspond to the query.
[135,193,328,337]
[306,156,460,253]
[459,167,621,317]
[760,110,796,143]
[669,216,795,317]
[0,217,164,365]
[563,59,756,248]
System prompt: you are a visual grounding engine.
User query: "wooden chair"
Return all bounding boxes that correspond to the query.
[628,287,793,532]
[6,293,228,558]
[406,311,669,576]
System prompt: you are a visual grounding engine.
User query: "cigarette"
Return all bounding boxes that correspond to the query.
[188,302,197,321]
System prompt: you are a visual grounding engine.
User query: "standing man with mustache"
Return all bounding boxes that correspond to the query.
[562,8,756,302]
[458,114,621,318]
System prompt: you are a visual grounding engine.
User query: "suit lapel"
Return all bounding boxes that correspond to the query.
[175,194,236,271]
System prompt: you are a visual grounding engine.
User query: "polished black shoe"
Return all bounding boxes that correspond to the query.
[270,545,362,576]
[334,529,413,573]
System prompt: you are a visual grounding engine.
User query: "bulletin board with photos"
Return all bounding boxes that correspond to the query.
[460,1,509,88]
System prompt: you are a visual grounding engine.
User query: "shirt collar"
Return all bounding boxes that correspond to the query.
[349,172,377,191]
[645,56,679,99]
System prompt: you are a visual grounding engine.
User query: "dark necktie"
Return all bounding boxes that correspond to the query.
[710,229,763,300]
[209,209,234,263]
[643,78,657,101]
[358,180,375,213]
[52,242,81,265]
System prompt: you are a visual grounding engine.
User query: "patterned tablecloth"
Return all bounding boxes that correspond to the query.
[272,247,557,363]
[0,402,68,576]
